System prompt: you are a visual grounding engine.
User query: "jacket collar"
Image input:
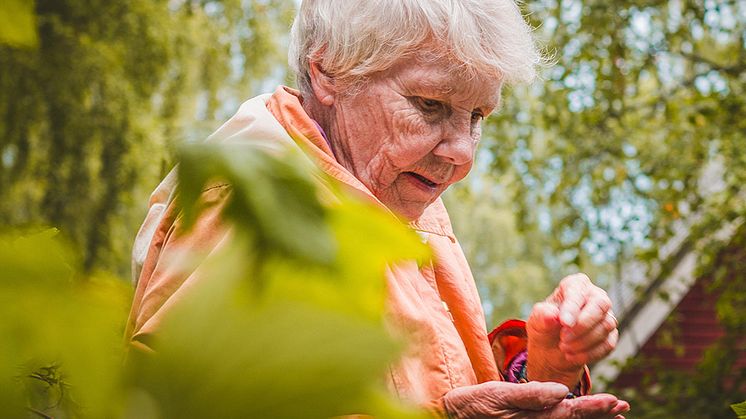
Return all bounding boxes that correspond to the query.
[265,86,456,242]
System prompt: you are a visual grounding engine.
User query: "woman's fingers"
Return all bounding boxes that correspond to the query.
[610,400,631,415]
[564,329,619,365]
[443,381,570,418]
[571,288,612,335]
[528,302,562,336]
[551,273,617,364]
[550,273,615,340]
[560,311,618,354]
[534,394,630,419]
[533,273,619,379]
[443,381,631,418]
[556,273,593,327]
[502,381,571,410]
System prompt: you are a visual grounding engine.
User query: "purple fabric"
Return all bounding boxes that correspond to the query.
[505,350,528,383]
[311,119,331,149]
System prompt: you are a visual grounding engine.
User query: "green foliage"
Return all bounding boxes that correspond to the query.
[732,401,746,419]
[481,0,746,271]
[1,144,430,418]
[0,0,295,275]
[0,229,132,418]
[178,143,335,267]
[0,0,37,47]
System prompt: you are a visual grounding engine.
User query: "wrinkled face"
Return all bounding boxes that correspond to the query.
[327,58,502,220]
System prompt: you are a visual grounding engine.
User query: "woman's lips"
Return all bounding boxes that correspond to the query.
[403,171,438,190]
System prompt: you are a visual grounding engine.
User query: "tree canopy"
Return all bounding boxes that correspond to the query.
[445,0,745,324]
[0,0,295,274]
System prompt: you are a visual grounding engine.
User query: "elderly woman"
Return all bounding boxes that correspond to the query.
[127,0,629,417]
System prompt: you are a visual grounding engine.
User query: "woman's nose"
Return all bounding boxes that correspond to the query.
[431,119,477,166]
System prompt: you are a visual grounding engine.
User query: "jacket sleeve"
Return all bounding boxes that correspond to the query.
[125,183,234,350]
[488,319,592,396]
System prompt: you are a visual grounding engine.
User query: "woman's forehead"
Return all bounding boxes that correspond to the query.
[386,60,503,109]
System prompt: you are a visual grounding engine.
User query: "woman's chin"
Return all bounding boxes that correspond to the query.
[383,200,429,223]
[375,175,447,221]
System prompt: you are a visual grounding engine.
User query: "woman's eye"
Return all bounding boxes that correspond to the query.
[414,97,444,114]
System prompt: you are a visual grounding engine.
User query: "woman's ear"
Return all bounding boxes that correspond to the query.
[308,61,336,106]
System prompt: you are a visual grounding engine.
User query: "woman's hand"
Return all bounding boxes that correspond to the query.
[443,381,629,418]
[526,273,619,388]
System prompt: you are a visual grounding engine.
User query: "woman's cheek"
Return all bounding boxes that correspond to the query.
[391,110,441,162]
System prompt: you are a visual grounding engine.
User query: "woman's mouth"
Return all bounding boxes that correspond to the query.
[404,172,438,188]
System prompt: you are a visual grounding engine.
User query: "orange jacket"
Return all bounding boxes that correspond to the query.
[128,86,530,411]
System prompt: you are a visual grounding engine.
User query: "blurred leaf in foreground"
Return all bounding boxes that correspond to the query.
[2,143,431,418]
[0,230,132,418]
[732,400,746,419]
[0,0,37,47]
[127,143,430,418]
[178,143,335,267]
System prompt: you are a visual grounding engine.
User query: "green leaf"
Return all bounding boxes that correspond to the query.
[0,228,75,287]
[263,198,430,322]
[132,300,404,418]
[177,142,336,267]
[131,143,428,418]
[127,229,422,418]
[0,0,37,47]
[732,401,746,419]
[0,231,131,418]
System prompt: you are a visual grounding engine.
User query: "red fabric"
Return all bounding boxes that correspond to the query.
[488,319,528,371]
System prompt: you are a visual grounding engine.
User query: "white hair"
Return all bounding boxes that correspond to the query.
[288,0,543,94]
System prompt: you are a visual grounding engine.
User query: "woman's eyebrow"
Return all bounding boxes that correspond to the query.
[404,77,455,97]
[452,96,501,115]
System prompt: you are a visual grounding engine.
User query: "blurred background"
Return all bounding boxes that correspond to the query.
[1,0,744,417]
